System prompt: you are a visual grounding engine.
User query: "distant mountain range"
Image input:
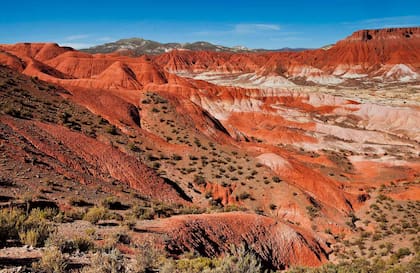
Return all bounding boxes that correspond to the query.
[80,38,308,55]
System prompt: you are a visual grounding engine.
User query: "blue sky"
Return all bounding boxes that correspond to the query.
[1,0,419,49]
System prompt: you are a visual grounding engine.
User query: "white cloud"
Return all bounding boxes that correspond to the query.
[270,36,307,42]
[233,23,281,33]
[96,36,113,42]
[59,35,113,49]
[190,23,307,49]
[64,34,90,41]
[193,23,281,36]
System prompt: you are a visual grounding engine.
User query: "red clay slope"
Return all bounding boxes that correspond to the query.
[153,27,420,80]
[1,27,418,87]
[0,28,419,269]
[1,115,186,204]
[0,28,418,214]
[140,212,329,269]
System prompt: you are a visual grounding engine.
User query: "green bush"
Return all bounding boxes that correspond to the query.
[49,235,94,253]
[5,107,33,119]
[0,209,26,246]
[136,241,164,273]
[106,125,118,135]
[128,142,140,152]
[0,208,55,247]
[272,176,282,183]
[238,192,251,200]
[394,248,411,260]
[176,257,218,273]
[194,175,206,186]
[285,254,420,273]
[82,248,125,273]
[21,209,56,247]
[34,247,67,273]
[215,244,262,273]
[83,207,109,224]
[172,154,183,161]
[19,229,40,247]
[158,244,262,273]
[306,205,320,219]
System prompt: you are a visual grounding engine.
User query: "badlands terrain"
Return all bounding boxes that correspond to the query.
[0,27,419,272]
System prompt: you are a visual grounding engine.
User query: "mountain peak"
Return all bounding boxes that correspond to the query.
[81,38,308,55]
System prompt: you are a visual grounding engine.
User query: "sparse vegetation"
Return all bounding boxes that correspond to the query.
[306,205,320,219]
[272,176,281,183]
[194,175,206,186]
[83,206,114,224]
[330,192,420,267]
[0,208,56,247]
[82,248,125,273]
[106,125,119,135]
[0,56,419,273]
[159,244,262,273]
[285,254,420,273]
[34,247,67,273]
[0,177,15,187]
[172,154,183,161]
[238,192,251,200]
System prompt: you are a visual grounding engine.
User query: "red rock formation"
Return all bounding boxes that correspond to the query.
[140,212,329,269]
[153,27,419,82]
[1,116,186,203]
[0,51,25,72]
[0,28,418,268]
[202,181,237,205]
[0,43,71,62]
[1,27,418,89]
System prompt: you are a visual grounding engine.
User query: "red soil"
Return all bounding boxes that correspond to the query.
[1,116,186,203]
[140,212,329,269]
[0,27,418,268]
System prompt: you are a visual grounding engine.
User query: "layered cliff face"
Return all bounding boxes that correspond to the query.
[0,27,419,270]
[154,27,420,86]
[1,28,418,89]
[327,28,420,79]
[343,27,419,42]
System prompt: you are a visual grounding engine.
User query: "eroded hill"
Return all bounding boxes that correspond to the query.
[0,27,419,272]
